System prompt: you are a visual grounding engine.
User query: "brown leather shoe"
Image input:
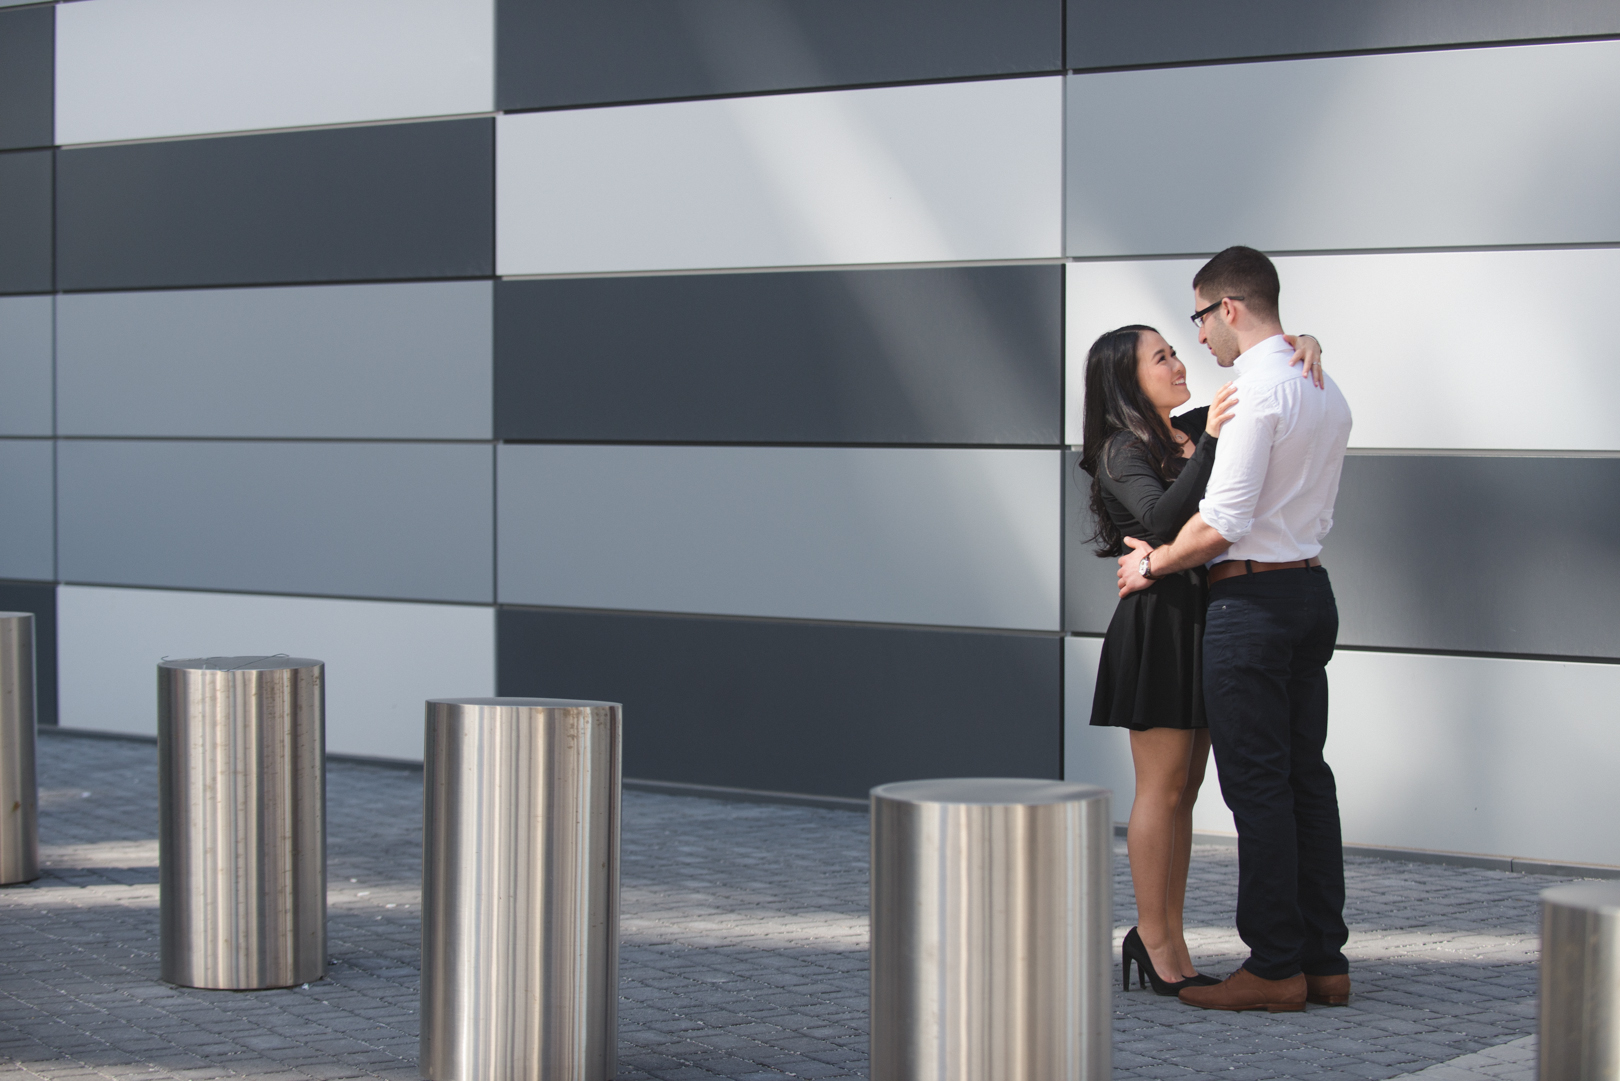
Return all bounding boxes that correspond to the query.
[1305,973,1350,1006]
[1178,967,1306,1012]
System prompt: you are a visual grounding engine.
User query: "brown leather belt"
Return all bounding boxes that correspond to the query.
[1207,557,1321,584]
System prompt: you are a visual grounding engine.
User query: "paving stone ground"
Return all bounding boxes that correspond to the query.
[1,731,1572,1081]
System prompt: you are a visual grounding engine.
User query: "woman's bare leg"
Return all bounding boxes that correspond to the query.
[1128,727,1198,980]
[1165,729,1211,977]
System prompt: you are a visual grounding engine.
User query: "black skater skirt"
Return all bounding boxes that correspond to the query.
[1089,565,1208,731]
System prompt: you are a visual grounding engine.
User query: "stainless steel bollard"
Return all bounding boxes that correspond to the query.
[1541,881,1620,1081]
[0,613,38,885]
[420,698,622,1081]
[158,656,325,989]
[871,778,1112,1081]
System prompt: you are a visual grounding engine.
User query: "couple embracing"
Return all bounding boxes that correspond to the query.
[1079,246,1354,1013]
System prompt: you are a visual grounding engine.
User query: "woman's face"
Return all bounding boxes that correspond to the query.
[1135,330,1192,412]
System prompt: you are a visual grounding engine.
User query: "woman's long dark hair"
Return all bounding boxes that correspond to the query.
[1078,325,1187,556]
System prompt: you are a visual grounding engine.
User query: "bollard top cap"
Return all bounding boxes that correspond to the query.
[427,696,621,709]
[1541,881,1620,914]
[160,655,322,671]
[870,777,1108,807]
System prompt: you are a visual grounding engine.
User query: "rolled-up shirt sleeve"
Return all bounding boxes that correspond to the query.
[1197,391,1278,544]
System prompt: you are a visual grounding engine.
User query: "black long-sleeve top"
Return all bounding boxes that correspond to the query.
[1093,408,1216,552]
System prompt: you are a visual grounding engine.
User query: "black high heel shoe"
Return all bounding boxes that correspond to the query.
[1121,927,1217,995]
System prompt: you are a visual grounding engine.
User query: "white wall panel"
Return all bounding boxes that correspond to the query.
[498,444,1061,631]
[0,439,54,581]
[1065,637,1620,867]
[0,295,52,437]
[1065,250,1620,450]
[57,585,494,760]
[497,76,1063,275]
[1067,40,1620,256]
[55,0,494,145]
[57,282,492,439]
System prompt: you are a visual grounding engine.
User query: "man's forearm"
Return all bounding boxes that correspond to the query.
[1149,514,1231,576]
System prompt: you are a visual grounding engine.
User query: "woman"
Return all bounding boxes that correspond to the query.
[1079,324,1322,994]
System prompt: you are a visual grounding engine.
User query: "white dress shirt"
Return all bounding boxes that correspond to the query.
[1198,334,1353,565]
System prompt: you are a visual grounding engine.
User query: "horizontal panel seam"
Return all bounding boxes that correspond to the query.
[1067,241,1620,262]
[1067,631,1620,667]
[55,436,496,446]
[56,111,497,151]
[500,257,1065,281]
[498,602,1065,639]
[56,580,496,610]
[498,69,1065,117]
[1065,32,1620,76]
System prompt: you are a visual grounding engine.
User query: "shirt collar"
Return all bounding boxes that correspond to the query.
[1233,333,1293,376]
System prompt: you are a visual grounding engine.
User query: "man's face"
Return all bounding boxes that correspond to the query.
[1195,290,1241,367]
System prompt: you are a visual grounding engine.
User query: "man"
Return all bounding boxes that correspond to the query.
[1115,246,1354,1013]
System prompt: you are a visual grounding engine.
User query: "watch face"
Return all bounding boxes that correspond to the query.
[1140,557,1151,577]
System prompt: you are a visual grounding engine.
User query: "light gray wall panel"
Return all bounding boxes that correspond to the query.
[0,295,53,436]
[58,585,493,758]
[1065,637,1620,867]
[57,282,492,439]
[497,76,1063,275]
[498,444,1061,631]
[1064,251,1620,451]
[58,441,493,603]
[0,439,54,581]
[55,0,493,145]
[1066,41,1620,256]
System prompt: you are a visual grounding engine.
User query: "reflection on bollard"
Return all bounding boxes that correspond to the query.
[419,698,621,1081]
[870,778,1113,1081]
[158,656,326,989]
[1541,881,1620,1081]
[0,613,38,886]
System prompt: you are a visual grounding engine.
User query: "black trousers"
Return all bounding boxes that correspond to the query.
[1203,565,1349,980]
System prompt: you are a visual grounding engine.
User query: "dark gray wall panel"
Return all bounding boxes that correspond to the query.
[58,441,494,603]
[0,579,56,726]
[498,0,1062,111]
[497,607,1061,800]
[1065,452,1620,657]
[1067,0,1620,70]
[56,119,493,292]
[0,150,52,295]
[0,5,53,150]
[1323,455,1620,659]
[495,266,1061,445]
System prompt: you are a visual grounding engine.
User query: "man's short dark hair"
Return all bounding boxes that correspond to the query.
[1193,246,1280,320]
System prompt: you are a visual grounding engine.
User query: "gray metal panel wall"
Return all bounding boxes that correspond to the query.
[0,4,53,151]
[496,606,1062,800]
[55,118,494,292]
[0,440,54,582]
[497,0,1062,111]
[1323,455,1620,660]
[1067,0,1620,70]
[0,295,54,436]
[494,265,1061,445]
[1068,452,1620,658]
[0,150,52,295]
[0,579,56,725]
[58,441,495,604]
[58,282,493,439]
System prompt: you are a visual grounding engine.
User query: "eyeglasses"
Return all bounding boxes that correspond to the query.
[1190,295,1244,329]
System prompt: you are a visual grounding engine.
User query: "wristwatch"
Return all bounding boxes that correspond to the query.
[1139,552,1158,580]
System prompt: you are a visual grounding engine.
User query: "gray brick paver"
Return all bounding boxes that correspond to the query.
[2,733,1572,1081]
